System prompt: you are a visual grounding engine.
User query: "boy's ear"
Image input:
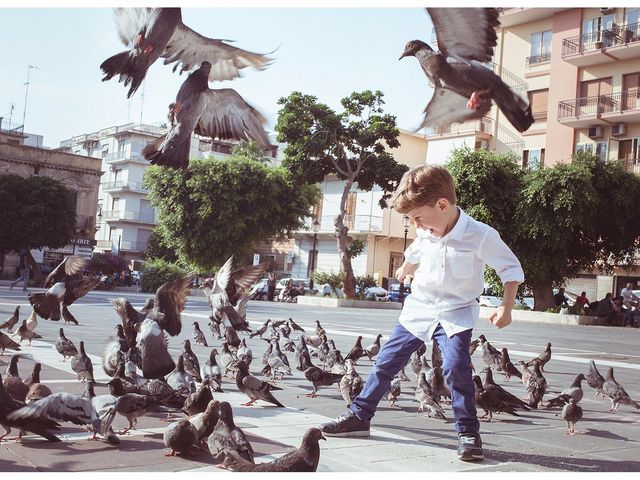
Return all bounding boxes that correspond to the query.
[436,198,449,211]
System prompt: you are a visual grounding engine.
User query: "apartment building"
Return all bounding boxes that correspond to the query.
[253,129,427,287]
[0,121,102,277]
[431,7,640,298]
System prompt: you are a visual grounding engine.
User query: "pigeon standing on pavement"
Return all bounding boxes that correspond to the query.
[71,341,95,383]
[166,355,195,390]
[476,335,502,371]
[107,378,159,434]
[3,355,29,402]
[387,377,402,407]
[101,7,272,99]
[288,318,305,334]
[586,360,606,399]
[526,360,547,409]
[0,331,20,355]
[303,361,344,398]
[208,401,255,465]
[339,360,364,407]
[164,419,198,457]
[223,428,326,472]
[192,322,208,347]
[55,328,78,361]
[142,61,271,169]
[25,363,52,404]
[416,372,446,420]
[499,348,522,382]
[546,373,586,408]
[561,397,583,435]
[235,360,284,407]
[400,8,533,133]
[16,320,41,345]
[0,306,19,333]
[180,340,202,383]
[525,342,552,372]
[201,348,223,392]
[250,319,271,339]
[603,367,640,412]
[364,334,383,360]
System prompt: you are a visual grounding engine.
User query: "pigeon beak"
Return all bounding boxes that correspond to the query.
[320,433,326,441]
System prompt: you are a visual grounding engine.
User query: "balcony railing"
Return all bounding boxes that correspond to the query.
[558,91,640,119]
[304,215,383,233]
[119,241,148,252]
[429,117,493,136]
[102,180,149,193]
[562,22,640,57]
[104,151,148,163]
[102,210,156,224]
[618,158,640,174]
[526,51,551,67]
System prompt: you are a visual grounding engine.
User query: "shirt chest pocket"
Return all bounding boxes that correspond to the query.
[449,251,475,279]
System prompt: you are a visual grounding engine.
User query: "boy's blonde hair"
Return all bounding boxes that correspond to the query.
[392,164,457,213]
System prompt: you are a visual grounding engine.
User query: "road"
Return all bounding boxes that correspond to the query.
[1,286,639,472]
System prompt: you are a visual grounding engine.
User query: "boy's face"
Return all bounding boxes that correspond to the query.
[406,198,452,237]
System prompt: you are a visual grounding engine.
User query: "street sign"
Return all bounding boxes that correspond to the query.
[253,253,260,266]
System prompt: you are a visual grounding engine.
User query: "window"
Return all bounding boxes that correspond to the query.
[389,253,404,278]
[528,89,549,122]
[523,149,545,170]
[529,31,552,65]
[576,142,607,161]
[622,72,640,110]
[595,141,608,161]
[576,143,594,155]
[583,14,617,46]
[625,8,640,42]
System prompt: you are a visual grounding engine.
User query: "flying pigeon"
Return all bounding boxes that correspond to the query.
[223,428,326,472]
[101,8,272,99]
[202,256,269,331]
[142,61,271,169]
[28,256,99,324]
[400,8,533,134]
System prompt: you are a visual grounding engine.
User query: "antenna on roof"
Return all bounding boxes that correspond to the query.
[22,64,41,132]
[139,79,146,124]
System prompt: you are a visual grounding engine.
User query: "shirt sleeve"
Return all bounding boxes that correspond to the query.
[403,237,422,264]
[478,227,524,284]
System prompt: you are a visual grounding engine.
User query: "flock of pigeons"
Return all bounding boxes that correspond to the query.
[96,7,533,171]
[1,254,640,471]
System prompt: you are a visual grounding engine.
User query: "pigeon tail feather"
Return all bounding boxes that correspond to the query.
[143,134,191,170]
[100,50,148,99]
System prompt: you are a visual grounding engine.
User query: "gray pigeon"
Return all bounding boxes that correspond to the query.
[603,367,640,412]
[223,428,325,472]
[561,397,583,435]
[235,360,284,407]
[546,374,586,408]
[416,372,446,420]
[0,331,20,355]
[164,419,198,457]
[364,334,383,360]
[71,341,95,383]
[142,62,271,169]
[192,321,208,347]
[55,328,77,361]
[101,8,272,99]
[387,377,401,407]
[180,340,202,383]
[200,348,223,392]
[0,306,19,333]
[208,401,255,464]
[400,8,533,133]
[586,360,606,399]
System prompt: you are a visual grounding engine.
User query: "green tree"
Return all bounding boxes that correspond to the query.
[0,174,76,252]
[231,140,272,164]
[144,229,179,263]
[276,90,408,299]
[447,148,640,311]
[143,157,319,271]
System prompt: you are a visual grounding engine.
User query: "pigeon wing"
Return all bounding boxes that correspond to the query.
[113,7,152,46]
[137,318,175,379]
[63,277,100,306]
[195,89,272,149]
[45,256,86,287]
[226,260,270,305]
[420,86,491,132]
[162,23,272,82]
[153,273,194,336]
[428,8,499,63]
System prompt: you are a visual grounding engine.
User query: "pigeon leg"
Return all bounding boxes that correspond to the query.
[466,90,490,110]
[242,399,258,407]
[305,389,318,398]
[165,450,177,457]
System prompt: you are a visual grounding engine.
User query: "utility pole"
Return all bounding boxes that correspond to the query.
[139,79,146,124]
[22,65,41,131]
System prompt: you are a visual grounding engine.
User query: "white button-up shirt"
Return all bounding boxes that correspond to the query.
[399,208,524,341]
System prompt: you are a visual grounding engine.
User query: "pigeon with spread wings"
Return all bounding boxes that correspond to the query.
[203,256,269,332]
[101,8,272,99]
[400,8,533,134]
[28,256,100,324]
[142,61,271,169]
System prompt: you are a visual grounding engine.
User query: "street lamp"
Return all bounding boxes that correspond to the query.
[310,219,321,289]
[400,215,411,304]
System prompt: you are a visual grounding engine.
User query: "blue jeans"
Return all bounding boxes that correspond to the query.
[350,322,479,434]
[10,268,29,291]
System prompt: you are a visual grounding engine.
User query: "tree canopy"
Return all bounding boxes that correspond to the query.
[447,148,640,310]
[0,173,76,252]
[143,156,320,271]
[275,90,408,298]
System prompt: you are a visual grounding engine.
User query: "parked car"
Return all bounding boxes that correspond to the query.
[364,286,390,302]
[389,283,411,302]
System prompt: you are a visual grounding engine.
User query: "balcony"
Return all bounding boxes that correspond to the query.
[102,210,156,225]
[618,158,640,175]
[526,51,551,68]
[102,180,149,194]
[562,23,640,67]
[104,151,149,165]
[303,215,383,234]
[426,117,493,139]
[95,239,148,253]
[558,91,640,128]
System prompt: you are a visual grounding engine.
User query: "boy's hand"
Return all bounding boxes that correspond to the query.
[395,262,418,282]
[488,306,512,329]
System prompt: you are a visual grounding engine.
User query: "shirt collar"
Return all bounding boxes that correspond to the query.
[416,207,468,242]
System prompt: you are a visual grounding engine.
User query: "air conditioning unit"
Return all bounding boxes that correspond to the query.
[588,126,603,139]
[611,123,626,137]
[600,7,616,15]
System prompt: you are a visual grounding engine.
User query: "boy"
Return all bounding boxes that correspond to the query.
[320,164,524,462]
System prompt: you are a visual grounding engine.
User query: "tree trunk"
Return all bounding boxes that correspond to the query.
[531,282,555,311]
[335,178,357,299]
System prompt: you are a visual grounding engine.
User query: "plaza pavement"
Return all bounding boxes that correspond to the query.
[0,286,639,472]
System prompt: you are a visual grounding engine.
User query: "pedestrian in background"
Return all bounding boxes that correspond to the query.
[267,271,276,302]
[9,247,31,293]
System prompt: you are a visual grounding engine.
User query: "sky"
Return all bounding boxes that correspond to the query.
[1,1,603,148]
